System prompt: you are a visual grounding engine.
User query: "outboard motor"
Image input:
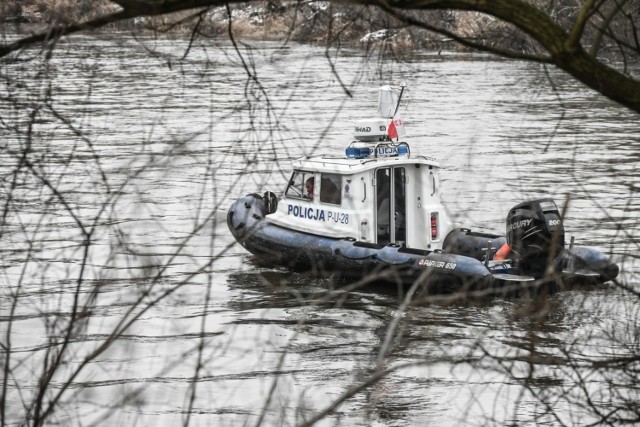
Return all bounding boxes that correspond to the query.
[506,199,565,277]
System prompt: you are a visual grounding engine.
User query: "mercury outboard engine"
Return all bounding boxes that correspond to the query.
[506,199,565,277]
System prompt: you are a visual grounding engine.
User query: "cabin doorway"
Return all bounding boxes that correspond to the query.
[376,167,406,246]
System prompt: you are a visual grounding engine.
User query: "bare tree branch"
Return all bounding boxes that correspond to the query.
[2,0,640,113]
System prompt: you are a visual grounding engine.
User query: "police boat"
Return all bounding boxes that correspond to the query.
[227,87,619,294]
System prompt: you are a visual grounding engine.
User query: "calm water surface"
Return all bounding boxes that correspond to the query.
[1,34,639,426]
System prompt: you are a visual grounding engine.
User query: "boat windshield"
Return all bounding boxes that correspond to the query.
[285,171,343,206]
[285,170,315,201]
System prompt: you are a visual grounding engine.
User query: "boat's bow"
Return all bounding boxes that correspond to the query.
[227,193,267,244]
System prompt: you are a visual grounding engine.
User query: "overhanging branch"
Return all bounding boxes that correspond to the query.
[383,8,554,63]
[1,0,640,113]
[373,0,640,113]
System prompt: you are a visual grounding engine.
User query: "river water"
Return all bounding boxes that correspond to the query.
[1,35,639,426]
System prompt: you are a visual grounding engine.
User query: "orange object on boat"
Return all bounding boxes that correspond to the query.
[494,243,511,260]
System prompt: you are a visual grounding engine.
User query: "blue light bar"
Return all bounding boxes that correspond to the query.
[345,146,373,159]
[346,143,409,159]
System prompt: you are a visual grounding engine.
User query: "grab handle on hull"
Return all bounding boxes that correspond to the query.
[430,171,437,197]
[361,177,367,202]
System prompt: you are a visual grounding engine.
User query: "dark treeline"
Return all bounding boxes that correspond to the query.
[3,0,639,57]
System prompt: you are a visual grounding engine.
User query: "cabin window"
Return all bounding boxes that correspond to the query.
[319,173,342,205]
[285,170,315,201]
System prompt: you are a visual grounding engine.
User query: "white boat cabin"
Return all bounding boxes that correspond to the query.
[266,138,454,251]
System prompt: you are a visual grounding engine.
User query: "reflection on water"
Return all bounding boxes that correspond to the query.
[0,35,638,426]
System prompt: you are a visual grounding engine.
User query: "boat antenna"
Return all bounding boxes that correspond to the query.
[393,82,406,116]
